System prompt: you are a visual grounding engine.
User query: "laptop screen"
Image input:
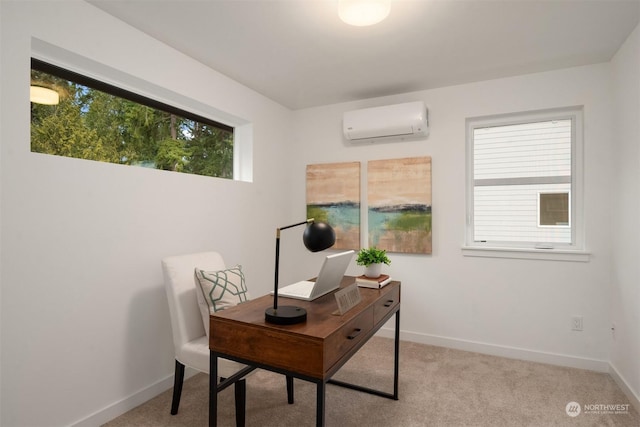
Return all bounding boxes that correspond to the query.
[309,250,354,298]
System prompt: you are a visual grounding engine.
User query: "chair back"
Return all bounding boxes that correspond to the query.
[162,252,226,357]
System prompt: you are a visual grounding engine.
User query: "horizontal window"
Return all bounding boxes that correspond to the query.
[30,58,234,179]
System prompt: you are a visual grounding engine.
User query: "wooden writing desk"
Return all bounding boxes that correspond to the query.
[209,276,401,426]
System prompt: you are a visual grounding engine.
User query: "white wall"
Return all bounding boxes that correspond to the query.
[1,1,637,425]
[0,0,4,422]
[610,23,640,406]
[0,1,292,426]
[291,64,616,371]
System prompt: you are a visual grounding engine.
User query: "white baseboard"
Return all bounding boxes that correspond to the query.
[609,362,640,414]
[70,368,198,427]
[78,330,631,426]
[376,327,640,413]
[375,327,609,372]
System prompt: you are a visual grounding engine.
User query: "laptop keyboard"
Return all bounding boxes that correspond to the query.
[279,280,313,297]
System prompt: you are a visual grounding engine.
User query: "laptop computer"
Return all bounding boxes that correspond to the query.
[274,250,355,301]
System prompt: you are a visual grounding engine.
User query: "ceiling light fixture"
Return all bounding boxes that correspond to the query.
[30,86,59,105]
[339,0,391,27]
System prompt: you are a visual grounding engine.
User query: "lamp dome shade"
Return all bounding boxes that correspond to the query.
[303,222,336,252]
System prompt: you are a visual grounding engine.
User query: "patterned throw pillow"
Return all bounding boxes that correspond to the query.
[194,265,250,337]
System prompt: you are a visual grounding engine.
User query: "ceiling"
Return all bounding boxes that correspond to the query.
[89,0,639,110]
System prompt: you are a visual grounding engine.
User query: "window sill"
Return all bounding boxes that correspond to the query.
[461,246,590,262]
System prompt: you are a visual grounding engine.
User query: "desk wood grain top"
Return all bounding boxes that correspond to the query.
[210,276,400,379]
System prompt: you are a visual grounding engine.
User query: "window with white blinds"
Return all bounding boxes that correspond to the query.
[466,107,584,251]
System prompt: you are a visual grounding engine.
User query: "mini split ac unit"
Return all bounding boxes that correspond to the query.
[343,101,428,142]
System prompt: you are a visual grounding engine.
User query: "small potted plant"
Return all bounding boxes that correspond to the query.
[356,247,391,278]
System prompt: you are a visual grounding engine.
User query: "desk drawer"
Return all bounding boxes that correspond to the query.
[374,285,400,325]
[324,306,373,370]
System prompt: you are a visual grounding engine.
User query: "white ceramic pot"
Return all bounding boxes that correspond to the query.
[364,263,382,278]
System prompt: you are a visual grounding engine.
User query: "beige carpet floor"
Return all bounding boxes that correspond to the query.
[103,337,639,426]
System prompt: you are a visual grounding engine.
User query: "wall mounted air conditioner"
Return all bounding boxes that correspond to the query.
[343,101,428,142]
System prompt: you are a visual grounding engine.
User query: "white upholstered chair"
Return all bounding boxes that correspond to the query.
[162,251,293,426]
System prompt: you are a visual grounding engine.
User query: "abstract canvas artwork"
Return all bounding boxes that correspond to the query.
[306,162,361,250]
[368,157,432,254]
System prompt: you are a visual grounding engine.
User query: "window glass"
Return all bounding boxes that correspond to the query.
[30,59,234,179]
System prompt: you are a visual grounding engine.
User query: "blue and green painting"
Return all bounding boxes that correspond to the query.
[368,157,432,254]
[306,162,361,250]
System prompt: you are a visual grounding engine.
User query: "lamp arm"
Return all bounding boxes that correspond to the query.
[277,218,313,235]
[273,219,314,311]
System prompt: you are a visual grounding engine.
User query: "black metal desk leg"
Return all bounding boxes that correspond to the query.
[316,381,325,427]
[393,310,400,400]
[210,351,218,427]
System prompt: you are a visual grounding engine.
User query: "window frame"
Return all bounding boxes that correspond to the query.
[30,57,242,180]
[463,107,588,262]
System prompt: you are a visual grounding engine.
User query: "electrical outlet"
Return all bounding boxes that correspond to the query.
[572,316,583,331]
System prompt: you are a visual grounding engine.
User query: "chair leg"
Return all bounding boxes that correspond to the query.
[286,375,294,404]
[170,360,185,415]
[234,379,246,427]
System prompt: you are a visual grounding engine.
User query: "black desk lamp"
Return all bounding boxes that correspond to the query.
[265,218,336,325]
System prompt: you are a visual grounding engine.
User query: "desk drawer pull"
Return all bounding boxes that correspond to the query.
[383,299,394,307]
[347,328,362,340]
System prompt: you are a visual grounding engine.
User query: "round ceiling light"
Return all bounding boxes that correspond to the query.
[339,0,391,27]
